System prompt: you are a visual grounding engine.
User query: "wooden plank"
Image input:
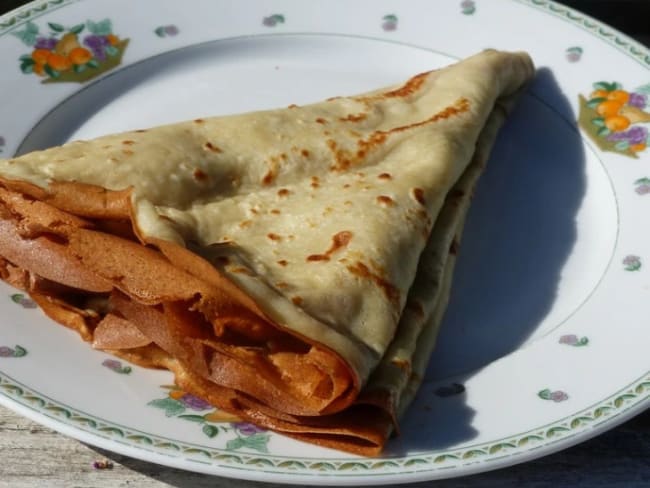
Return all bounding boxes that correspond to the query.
[1,404,648,487]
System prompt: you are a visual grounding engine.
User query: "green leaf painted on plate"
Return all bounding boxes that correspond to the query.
[11,21,39,46]
[597,126,611,137]
[47,22,64,32]
[202,424,219,438]
[226,437,244,451]
[593,81,620,92]
[591,117,605,127]
[105,45,118,57]
[69,23,84,34]
[587,97,606,109]
[615,140,630,151]
[147,397,185,417]
[20,61,34,74]
[177,414,206,423]
[634,83,650,95]
[44,65,60,78]
[87,19,112,35]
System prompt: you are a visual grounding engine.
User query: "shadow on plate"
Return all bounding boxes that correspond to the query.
[390,67,587,454]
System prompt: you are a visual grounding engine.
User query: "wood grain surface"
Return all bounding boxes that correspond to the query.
[0,1,648,487]
[0,405,648,488]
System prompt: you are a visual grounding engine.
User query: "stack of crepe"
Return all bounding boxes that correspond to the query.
[0,49,533,455]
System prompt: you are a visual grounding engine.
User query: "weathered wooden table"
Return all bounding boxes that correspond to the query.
[1,406,648,487]
[0,1,649,486]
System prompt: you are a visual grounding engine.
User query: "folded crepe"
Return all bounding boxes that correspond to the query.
[0,49,534,455]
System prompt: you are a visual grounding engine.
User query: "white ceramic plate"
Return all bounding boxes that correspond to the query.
[0,0,648,484]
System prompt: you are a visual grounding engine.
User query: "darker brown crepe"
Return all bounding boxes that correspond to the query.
[0,176,397,455]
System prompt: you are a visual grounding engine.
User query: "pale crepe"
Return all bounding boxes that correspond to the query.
[0,49,534,454]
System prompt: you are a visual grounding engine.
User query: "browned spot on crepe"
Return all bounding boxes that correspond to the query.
[412,188,426,206]
[193,168,209,182]
[376,195,395,207]
[329,98,470,172]
[347,261,400,307]
[204,142,222,153]
[339,113,367,123]
[307,231,353,263]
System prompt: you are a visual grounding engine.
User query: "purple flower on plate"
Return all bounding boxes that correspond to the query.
[461,0,476,15]
[623,254,642,271]
[164,25,178,36]
[179,393,212,411]
[381,14,398,31]
[607,126,648,145]
[0,345,27,358]
[232,422,266,436]
[10,293,37,309]
[565,46,583,63]
[102,359,121,369]
[559,334,589,346]
[154,25,179,38]
[551,391,569,402]
[102,358,132,374]
[538,388,569,402]
[262,14,285,27]
[34,36,58,50]
[635,177,650,195]
[83,34,109,61]
[628,92,647,109]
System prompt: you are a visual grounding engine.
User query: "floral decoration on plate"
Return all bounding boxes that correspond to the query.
[13,18,129,83]
[154,25,179,38]
[262,14,285,27]
[538,389,569,402]
[634,177,650,195]
[578,81,650,157]
[102,359,132,374]
[559,334,589,347]
[622,255,642,271]
[0,345,27,358]
[565,46,583,62]
[10,293,37,308]
[147,385,270,452]
[381,14,398,31]
[461,1,476,15]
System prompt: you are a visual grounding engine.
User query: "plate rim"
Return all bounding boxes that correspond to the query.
[0,0,648,484]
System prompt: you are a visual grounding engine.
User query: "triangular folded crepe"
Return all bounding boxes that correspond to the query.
[0,49,533,455]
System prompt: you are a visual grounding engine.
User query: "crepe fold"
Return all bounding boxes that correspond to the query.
[0,49,534,455]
